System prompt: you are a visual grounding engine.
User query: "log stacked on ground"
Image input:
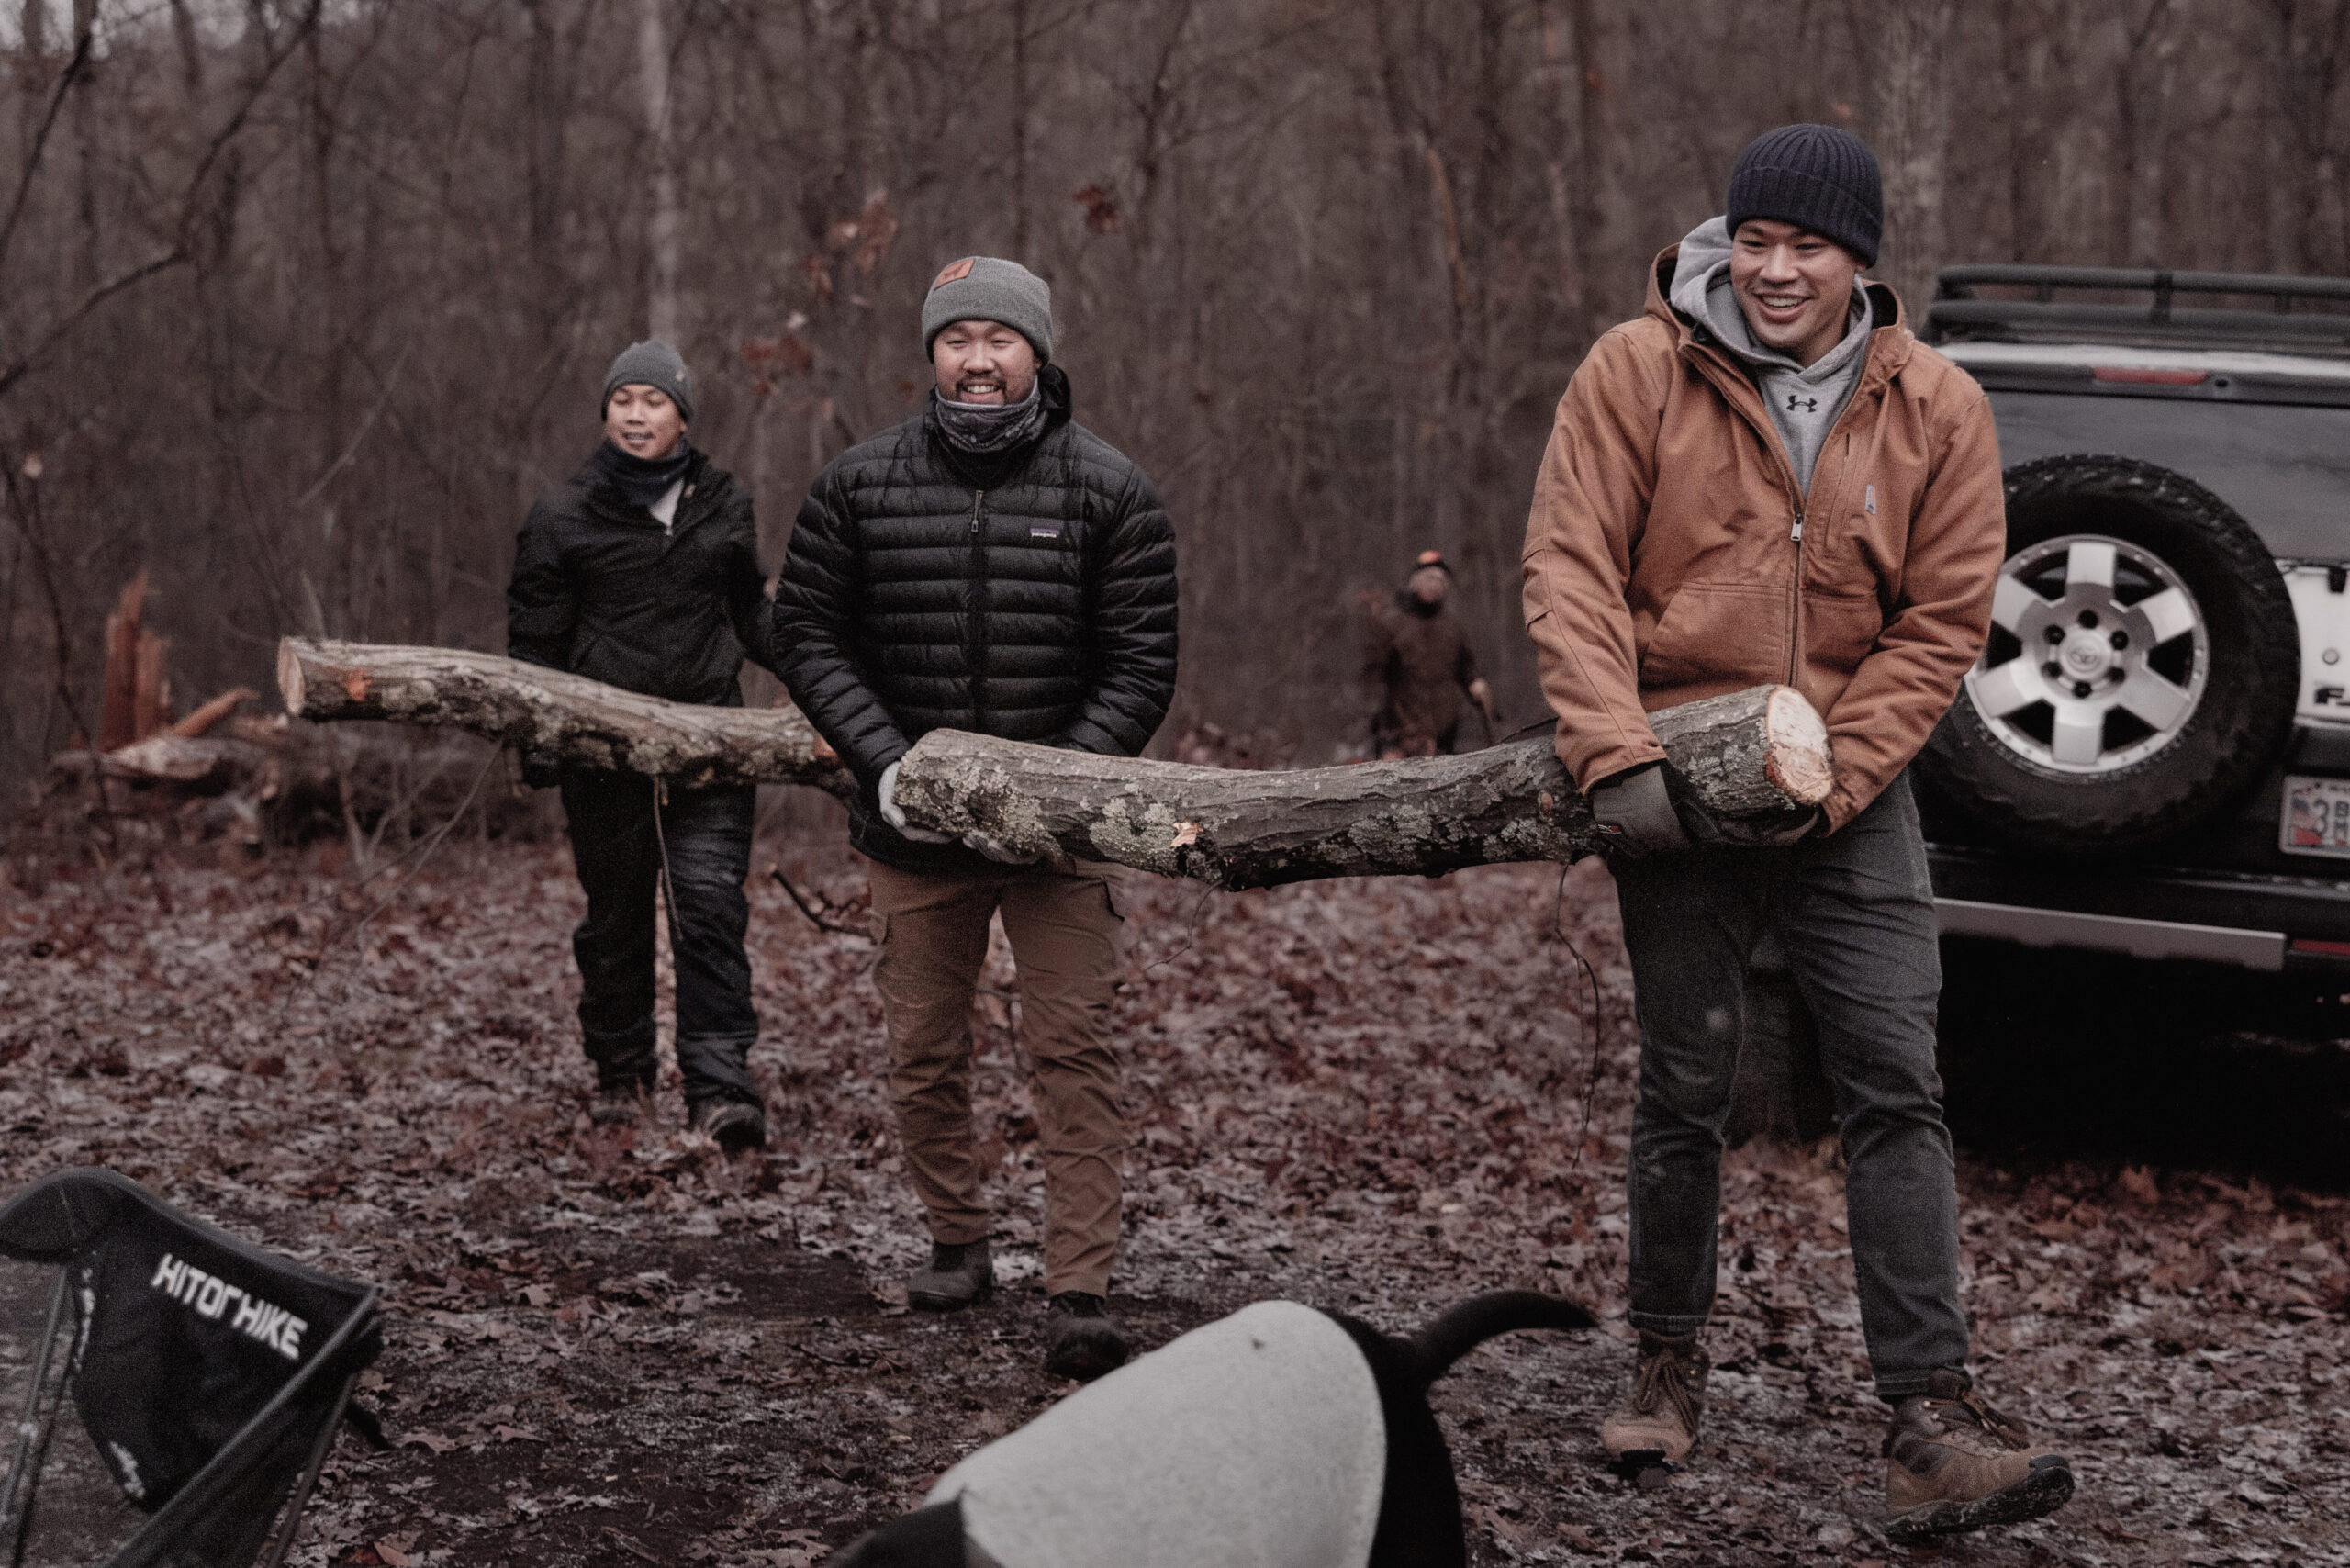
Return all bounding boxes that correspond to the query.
[278,640,1836,887]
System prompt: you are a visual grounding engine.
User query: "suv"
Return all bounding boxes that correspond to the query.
[1915,265,2350,975]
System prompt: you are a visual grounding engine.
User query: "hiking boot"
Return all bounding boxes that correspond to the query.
[1600,1329,1708,1465]
[591,1078,652,1127]
[1042,1292,1130,1382]
[1884,1370,2074,1544]
[688,1096,767,1153]
[906,1241,993,1311]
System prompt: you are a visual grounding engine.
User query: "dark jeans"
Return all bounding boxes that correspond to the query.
[1609,772,1966,1399]
[559,770,759,1108]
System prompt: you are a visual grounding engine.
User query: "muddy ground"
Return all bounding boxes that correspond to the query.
[2,831,2346,1566]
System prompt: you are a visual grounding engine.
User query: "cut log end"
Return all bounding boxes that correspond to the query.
[274,638,306,715]
[1762,685,1834,807]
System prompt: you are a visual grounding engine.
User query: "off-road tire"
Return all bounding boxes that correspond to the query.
[1918,454,2298,853]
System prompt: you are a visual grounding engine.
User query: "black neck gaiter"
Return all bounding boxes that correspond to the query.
[590,438,692,511]
[932,384,1049,456]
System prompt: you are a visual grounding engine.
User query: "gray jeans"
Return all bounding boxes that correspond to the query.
[1609,772,1966,1399]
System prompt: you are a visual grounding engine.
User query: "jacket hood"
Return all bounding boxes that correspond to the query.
[1662,217,1873,384]
[1645,235,1912,381]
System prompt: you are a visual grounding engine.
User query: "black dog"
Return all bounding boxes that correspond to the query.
[828,1289,1593,1568]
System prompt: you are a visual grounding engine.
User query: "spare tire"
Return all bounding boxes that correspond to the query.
[1917,454,2298,853]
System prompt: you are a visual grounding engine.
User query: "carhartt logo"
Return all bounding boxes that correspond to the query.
[1786,393,1818,412]
[150,1252,308,1361]
[932,258,975,289]
[1865,484,1878,515]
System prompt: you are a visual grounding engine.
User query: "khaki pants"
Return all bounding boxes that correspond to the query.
[865,855,1127,1298]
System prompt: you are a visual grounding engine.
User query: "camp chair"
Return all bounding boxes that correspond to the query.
[0,1167,381,1568]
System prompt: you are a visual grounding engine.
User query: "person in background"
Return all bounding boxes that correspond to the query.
[507,340,778,1154]
[772,258,1178,1380]
[1363,549,1498,757]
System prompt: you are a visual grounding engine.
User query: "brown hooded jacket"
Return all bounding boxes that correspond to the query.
[1519,245,2006,829]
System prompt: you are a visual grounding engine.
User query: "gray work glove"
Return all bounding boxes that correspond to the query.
[1668,778,1826,850]
[1587,763,1691,859]
[964,830,1039,865]
[877,761,955,845]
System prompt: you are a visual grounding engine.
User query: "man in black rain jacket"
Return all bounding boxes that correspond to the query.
[508,339,778,1152]
[772,257,1177,1378]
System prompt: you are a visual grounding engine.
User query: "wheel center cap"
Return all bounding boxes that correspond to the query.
[2060,629,2112,679]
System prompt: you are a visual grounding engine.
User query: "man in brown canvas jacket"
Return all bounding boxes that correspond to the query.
[1365,549,1498,757]
[1520,125,2076,1542]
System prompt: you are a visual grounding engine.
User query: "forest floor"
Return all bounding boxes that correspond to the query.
[3,829,2347,1567]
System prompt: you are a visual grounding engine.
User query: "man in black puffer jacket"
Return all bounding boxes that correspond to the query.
[509,339,778,1154]
[773,257,1177,1380]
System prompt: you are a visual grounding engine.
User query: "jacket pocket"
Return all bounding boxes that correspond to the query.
[1639,581,1786,690]
[1802,590,1885,680]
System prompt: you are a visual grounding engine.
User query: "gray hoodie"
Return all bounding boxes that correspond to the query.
[1666,216,1872,498]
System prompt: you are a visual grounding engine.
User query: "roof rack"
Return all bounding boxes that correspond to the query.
[1926,264,2350,352]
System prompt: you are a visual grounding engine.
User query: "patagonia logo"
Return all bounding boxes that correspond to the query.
[1865,484,1878,515]
[1030,523,1062,540]
[150,1252,308,1361]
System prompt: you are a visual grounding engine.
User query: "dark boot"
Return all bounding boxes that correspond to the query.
[688,1096,767,1154]
[591,1072,655,1127]
[1885,1370,2074,1543]
[906,1240,993,1311]
[1042,1292,1130,1382]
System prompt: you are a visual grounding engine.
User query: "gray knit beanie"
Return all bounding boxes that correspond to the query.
[602,339,694,425]
[921,257,1054,364]
[1725,124,1883,266]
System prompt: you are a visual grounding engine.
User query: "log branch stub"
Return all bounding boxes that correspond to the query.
[275,638,856,797]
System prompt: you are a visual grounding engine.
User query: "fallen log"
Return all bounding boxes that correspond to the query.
[276,638,856,798]
[891,683,1833,890]
[279,640,1832,886]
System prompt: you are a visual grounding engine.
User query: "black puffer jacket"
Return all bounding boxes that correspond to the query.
[772,365,1179,866]
[507,447,776,705]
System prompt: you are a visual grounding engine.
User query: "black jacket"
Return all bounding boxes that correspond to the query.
[771,365,1179,866]
[507,447,775,706]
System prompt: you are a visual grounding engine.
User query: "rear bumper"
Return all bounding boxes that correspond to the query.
[1927,844,2350,971]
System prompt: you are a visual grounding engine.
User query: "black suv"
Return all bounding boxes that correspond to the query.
[1915,265,2350,976]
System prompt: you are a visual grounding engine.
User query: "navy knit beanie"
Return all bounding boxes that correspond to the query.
[1725,125,1882,266]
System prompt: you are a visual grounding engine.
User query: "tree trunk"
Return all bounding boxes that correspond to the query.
[275,638,856,798]
[279,640,1833,888]
[891,684,1831,890]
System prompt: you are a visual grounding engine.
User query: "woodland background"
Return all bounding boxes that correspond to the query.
[6,0,2350,801]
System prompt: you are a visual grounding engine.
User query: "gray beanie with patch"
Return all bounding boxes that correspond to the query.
[602,339,695,425]
[921,257,1054,364]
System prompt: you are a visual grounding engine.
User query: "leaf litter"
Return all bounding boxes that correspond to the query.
[0,837,2344,1565]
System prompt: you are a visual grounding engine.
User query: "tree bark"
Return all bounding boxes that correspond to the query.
[891,683,1831,890]
[275,638,856,798]
[279,640,1833,887]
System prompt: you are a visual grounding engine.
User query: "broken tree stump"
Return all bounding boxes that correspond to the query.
[278,639,1833,887]
[275,638,856,797]
[891,684,1833,890]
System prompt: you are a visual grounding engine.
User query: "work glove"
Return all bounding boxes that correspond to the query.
[1587,763,1690,859]
[877,761,955,845]
[964,830,1039,865]
[1667,778,1826,849]
[519,750,562,790]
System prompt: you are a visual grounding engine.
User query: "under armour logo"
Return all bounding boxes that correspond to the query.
[1786,393,1818,412]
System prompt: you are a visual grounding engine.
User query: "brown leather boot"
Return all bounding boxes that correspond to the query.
[1885,1370,2074,1544]
[1600,1329,1707,1464]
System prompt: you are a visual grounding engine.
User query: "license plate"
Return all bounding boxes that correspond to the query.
[2281,775,2350,857]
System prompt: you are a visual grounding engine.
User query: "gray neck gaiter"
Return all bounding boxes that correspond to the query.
[933,384,1048,455]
